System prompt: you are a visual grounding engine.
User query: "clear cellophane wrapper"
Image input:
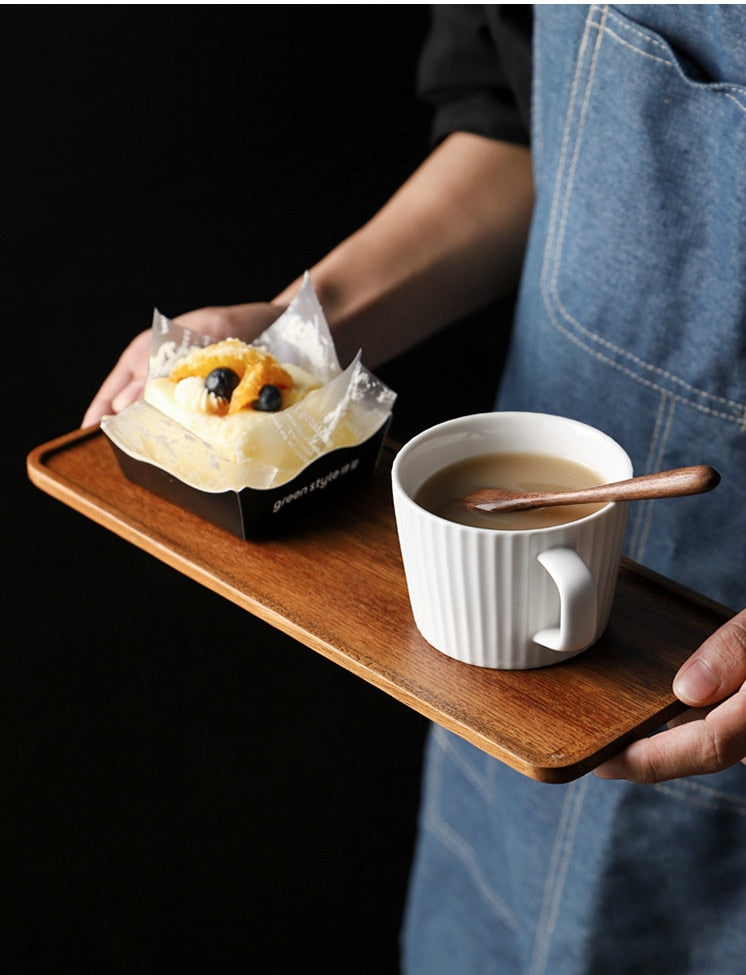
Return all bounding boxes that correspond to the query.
[102,273,396,492]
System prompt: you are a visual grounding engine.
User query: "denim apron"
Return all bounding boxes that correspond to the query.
[402,7,746,974]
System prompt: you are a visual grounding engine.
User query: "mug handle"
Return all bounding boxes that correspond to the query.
[533,547,597,653]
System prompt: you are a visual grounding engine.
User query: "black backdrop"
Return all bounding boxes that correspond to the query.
[7,8,511,972]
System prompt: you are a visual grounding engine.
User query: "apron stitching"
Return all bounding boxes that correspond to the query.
[528,776,589,975]
[628,392,667,559]
[631,396,676,563]
[541,295,744,423]
[653,776,746,813]
[547,283,743,416]
[424,729,518,930]
[540,6,745,421]
[544,5,607,309]
[540,5,599,297]
[723,90,746,113]
[597,24,672,68]
[603,7,670,54]
[441,723,493,797]
[603,7,746,108]
[429,813,519,930]
[645,392,670,472]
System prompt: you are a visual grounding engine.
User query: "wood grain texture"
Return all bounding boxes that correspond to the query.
[463,464,720,513]
[28,428,732,783]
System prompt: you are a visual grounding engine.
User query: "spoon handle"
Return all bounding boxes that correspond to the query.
[466,465,720,513]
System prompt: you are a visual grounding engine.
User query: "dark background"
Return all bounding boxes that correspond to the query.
[7,8,510,973]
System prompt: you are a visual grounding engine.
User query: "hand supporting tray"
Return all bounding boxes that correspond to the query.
[27,427,733,783]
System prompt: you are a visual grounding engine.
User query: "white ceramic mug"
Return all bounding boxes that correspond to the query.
[391,412,633,669]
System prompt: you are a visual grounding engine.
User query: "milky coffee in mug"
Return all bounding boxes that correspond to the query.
[414,451,607,531]
[391,413,632,669]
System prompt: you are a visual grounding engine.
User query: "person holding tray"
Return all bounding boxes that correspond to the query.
[84,7,746,974]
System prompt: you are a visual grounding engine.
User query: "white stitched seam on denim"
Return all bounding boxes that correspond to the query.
[528,777,590,975]
[723,90,746,113]
[603,7,670,54]
[653,776,746,814]
[437,723,492,798]
[596,23,672,67]
[627,392,667,559]
[546,5,607,310]
[424,728,518,930]
[539,6,599,303]
[629,395,675,563]
[597,20,746,113]
[644,393,673,475]
[541,7,746,425]
[541,306,746,426]
[601,7,746,108]
[426,816,519,930]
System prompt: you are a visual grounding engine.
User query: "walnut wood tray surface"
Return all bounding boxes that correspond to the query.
[27,428,732,783]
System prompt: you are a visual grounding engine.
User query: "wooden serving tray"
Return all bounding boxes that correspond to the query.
[27,427,732,783]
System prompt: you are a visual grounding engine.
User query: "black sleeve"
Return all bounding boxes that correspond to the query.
[416,5,532,147]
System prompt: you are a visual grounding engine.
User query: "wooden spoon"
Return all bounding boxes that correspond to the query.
[461,465,720,514]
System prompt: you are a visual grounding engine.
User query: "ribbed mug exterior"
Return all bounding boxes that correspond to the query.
[391,413,632,670]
